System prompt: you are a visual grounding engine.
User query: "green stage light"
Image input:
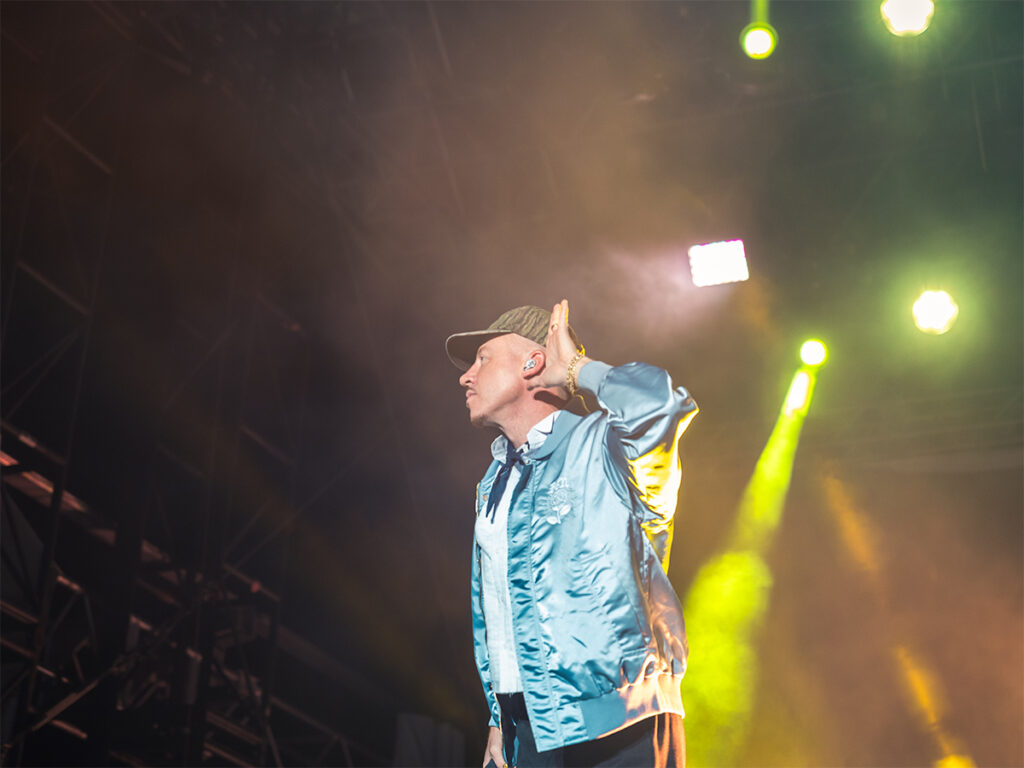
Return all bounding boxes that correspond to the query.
[800,339,828,367]
[741,22,777,59]
[881,0,934,37]
[913,290,958,334]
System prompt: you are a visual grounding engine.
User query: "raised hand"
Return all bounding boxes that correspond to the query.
[527,299,590,394]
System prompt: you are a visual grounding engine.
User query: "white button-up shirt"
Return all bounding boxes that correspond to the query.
[474,411,560,694]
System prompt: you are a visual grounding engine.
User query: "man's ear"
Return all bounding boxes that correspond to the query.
[522,350,545,379]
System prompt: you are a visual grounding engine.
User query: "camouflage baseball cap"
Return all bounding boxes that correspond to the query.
[445,305,583,370]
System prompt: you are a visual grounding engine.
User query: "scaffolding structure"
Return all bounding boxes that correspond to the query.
[1,4,397,765]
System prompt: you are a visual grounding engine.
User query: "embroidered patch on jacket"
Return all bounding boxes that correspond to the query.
[544,478,575,524]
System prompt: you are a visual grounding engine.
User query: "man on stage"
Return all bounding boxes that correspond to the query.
[446,300,698,768]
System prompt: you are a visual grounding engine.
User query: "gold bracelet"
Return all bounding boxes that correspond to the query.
[565,349,586,397]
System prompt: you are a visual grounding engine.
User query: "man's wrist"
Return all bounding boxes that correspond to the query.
[575,359,611,394]
[565,353,589,396]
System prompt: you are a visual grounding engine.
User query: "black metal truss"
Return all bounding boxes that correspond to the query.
[1,4,393,766]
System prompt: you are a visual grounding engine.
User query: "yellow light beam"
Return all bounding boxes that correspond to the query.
[822,472,977,768]
[731,367,816,552]
[683,366,818,767]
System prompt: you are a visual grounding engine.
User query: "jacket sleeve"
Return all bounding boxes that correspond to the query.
[577,361,698,545]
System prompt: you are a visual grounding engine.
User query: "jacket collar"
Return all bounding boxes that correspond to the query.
[529,408,584,459]
[485,409,585,475]
[491,411,559,463]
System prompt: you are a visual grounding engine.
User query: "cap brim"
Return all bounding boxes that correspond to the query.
[444,330,510,371]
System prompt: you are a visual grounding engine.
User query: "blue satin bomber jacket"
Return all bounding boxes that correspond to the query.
[471,361,699,753]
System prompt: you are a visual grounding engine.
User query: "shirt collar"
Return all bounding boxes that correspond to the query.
[490,411,561,463]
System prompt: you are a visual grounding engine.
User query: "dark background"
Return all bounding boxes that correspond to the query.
[2,2,1021,766]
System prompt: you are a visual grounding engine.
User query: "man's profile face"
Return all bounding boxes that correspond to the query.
[458,334,528,430]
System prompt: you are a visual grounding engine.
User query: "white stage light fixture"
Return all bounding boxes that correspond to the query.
[913,289,958,334]
[881,0,934,36]
[688,240,750,287]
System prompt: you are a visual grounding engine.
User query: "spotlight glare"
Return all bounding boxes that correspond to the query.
[881,0,934,36]
[741,23,777,59]
[688,239,750,287]
[800,339,828,367]
[913,290,959,334]
[784,370,812,415]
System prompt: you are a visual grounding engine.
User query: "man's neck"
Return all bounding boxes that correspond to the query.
[501,402,560,449]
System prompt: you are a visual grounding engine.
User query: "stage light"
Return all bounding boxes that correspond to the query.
[800,339,828,367]
[741,22,777,59]
[881,0,934,36]
[913,290,958,334]
[688,240,749,287]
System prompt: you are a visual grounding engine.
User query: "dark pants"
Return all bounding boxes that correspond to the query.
[492,693,685,768]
